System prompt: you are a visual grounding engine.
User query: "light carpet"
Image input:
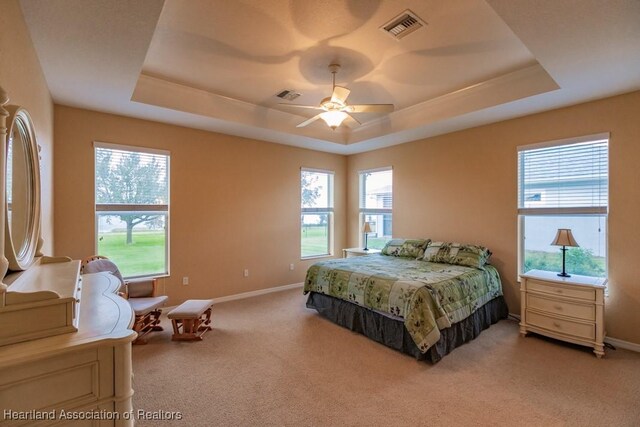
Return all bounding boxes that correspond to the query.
[132,288,640,426]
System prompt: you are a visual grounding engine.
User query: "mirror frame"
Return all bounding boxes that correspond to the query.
[4,106,41,271]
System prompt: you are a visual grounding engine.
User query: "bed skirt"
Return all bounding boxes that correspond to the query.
[306,292,509,363]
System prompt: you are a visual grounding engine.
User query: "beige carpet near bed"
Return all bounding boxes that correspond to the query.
[133,288,640,426]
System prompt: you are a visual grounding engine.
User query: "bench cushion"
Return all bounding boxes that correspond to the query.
[129,296,169,316]
[168,299,214,319]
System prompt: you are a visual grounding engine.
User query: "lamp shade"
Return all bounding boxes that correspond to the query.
[551,229,579,247]
[320,111,348,129]
[362,222,373,233]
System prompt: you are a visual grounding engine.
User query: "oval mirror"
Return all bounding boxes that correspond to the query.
[5,106,40,271]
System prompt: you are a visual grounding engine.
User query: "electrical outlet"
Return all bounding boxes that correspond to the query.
[182,276,189,285]
[289,263,295,271]
[243,269,249,277]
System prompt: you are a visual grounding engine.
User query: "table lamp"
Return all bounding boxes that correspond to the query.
[362,222,373,251]
[551,228,579,277]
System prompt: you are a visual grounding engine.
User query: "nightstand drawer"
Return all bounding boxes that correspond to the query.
[527,294,595,321]
[526,310,595,340]
[527,279,596,301]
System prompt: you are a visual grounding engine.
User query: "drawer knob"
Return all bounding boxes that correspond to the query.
[554,305,563,311]
[556,289,563,294]
[553,322,562,329]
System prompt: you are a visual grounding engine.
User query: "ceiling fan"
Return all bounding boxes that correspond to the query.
[281,64,394,130]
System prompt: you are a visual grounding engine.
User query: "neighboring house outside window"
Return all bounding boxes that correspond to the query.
[517,134,608,278]
[94,142,170,278]
[359,167,392,250]
[301,168,334,258]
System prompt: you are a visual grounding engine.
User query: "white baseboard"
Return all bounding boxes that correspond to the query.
[604,336,640,353]
[161,283,304,312]
[212,282,304,304]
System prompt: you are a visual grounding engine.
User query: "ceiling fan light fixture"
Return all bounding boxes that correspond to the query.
[320,111,348,129]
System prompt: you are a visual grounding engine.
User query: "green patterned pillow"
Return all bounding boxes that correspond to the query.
[453,244,492,268]
[381,238,430,258]
[423,242,491,268]
[381,239,405,256]
[422,241,459,263]
[398,239,430,258]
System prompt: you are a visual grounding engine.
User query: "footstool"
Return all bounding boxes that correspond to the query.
[167,299,214,341]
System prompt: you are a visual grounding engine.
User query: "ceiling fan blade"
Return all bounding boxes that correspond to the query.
[343,113,361,128]
[296,114,323,128]
[347,104,395,113]
[278,103,323,110]
[331,86,351,104]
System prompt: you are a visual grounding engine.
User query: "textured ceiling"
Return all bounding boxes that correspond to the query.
[19,0,640,154]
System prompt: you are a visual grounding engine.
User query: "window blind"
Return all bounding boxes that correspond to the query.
[95,145,169,208]
[518,138,608,213]
[301,169,333,213]
[359,168,392,212]
[94,142,170,278]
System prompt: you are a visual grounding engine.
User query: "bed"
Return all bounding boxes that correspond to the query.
[304,242,508,362]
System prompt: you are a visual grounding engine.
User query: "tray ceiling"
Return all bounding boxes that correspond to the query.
[19,0,640,154]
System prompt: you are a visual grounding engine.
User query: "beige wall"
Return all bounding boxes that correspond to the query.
[53,106,346,303]
[0,0,54,255]
[347,90,640,344]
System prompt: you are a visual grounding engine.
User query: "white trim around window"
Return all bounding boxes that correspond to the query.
[517,134,608,279]
[300,168,334,259]
[359,167,393,250]
[94,142,170,279]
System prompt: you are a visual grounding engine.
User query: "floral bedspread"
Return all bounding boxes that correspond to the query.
[304,254,502,353]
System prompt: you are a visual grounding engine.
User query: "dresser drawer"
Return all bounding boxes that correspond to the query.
[0,350,101,413]
[526,310,595,340]
[527,294,595,321]
[527,279,596,301]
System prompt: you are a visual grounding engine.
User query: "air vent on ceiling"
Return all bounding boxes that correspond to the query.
[276,90,301,101]
[380,10,426,40]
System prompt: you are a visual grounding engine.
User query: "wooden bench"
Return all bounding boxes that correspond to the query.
[167,299,214,341]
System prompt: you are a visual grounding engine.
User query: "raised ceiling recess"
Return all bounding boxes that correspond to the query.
[19,0,640,154]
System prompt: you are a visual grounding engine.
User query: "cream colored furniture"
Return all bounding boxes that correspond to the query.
[0,257,80,346]
[0,268,136,426]
[81,255,168,345]
[519,269,606,358]
[168,299,214,341]
[0,87,136,425]
[342,248,381,258]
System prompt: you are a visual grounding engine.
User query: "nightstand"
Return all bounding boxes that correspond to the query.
[519,269,606,358]
[342,248,381,258]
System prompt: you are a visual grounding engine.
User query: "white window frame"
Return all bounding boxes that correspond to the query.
[517,133,609,278]
[359,167,393,248]
[94,141,170,279]
[300,167,334,259]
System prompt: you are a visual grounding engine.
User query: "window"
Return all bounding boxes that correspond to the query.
[518,134,608,278]
[359,168,392,250]
[95,142,170,278]
[301,168,334,258]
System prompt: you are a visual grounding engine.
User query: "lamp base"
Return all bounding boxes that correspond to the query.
[557,272,571,278]
[363,248,369,251]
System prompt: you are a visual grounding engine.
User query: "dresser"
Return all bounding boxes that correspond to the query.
[342,248,382,258]
[0,88,136,425]
[0,262,136,426]
[519,269,606,358]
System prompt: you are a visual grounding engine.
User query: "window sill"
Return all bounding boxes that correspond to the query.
[125,273,169,281]
[301,255,333,261]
